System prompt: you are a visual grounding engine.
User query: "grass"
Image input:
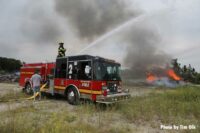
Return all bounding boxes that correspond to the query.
[0,85,199,132]
[117,85,200,131]
[0,89,28,102]
[0,102,97,133]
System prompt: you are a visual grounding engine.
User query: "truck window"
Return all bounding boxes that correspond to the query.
[55,60,67,78]
[94,62,121,80]
[77,61,92,80]
[61,63,67,78]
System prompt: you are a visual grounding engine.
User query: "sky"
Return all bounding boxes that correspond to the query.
[0,0,200,71]
[134,0,200,71]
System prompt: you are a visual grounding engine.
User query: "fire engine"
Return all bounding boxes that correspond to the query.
[19,55,130,104]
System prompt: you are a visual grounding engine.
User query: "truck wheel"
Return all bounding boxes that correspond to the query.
[25,83,33,95]
[67,87,79,105]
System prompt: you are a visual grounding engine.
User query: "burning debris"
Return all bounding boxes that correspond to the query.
[146,68,182,87]
[146,73,158,83]
[167,69,181,81]
[145,59,184,87]
[146,68,181,82]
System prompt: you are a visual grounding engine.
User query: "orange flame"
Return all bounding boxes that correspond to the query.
[146,73,157,82]
[167,69,181,81]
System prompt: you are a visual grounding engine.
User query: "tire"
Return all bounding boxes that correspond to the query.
[25,83,33,95]
[67,87,79,105]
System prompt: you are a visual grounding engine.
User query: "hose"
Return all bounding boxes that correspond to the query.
[0,83,47,102]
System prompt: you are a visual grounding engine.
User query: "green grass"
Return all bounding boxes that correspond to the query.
[0,90,28,102]
[0,85,199,132]
[117,86,200,131]
[0,102,97,133]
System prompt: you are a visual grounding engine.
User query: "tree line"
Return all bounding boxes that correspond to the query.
[0,57,22,72]
[172,59,200,84]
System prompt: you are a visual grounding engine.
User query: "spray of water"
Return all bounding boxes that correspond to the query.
[77,8,171,54]
[78,14,146,54]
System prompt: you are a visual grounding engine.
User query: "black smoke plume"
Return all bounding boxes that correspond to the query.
[119,23,171,78]
[55,0,171,79]
[55,0,138,41]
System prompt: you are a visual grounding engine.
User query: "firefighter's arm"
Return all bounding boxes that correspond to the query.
[59,47,66,52]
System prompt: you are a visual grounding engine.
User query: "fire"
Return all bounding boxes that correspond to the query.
[146,69,181,83]
[146,73,157,82]
[167,69,181,81]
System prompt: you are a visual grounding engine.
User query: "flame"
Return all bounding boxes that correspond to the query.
[146,73,157,82]
[167,69,181,81]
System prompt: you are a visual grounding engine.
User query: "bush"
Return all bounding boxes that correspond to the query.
[0,57,22,72]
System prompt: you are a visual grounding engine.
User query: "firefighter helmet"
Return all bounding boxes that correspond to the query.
[59,42,64,45]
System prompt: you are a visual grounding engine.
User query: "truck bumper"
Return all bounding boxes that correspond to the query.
[96,92,131,104]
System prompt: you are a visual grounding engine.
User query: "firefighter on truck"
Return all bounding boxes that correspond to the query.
[19,43,130,105]
[57,42,66,58]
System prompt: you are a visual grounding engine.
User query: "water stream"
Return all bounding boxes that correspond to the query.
[77,8,171,54]
[78,14,147,54]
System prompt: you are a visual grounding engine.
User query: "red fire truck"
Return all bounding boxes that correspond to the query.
[19,55,130,104]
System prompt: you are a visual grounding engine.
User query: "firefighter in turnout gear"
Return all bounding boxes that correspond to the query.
[57,42,66,58]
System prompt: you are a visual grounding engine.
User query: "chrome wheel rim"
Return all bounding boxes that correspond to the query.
[68,91,75,101]
[26,85,31,94]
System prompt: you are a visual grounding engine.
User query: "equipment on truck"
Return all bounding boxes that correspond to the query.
[19,55,130,104]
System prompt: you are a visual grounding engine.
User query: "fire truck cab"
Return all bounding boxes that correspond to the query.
[19,55,130,104]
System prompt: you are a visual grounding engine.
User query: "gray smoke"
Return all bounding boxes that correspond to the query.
[119,23,171,78]
[0,0,171,78]
[54,0,171,79]
[20,1,63,44]
[55,0,138,41]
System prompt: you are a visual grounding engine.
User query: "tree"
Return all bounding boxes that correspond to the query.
[171,58,200,84]
[0,57,22,72]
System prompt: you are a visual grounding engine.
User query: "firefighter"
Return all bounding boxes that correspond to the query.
[57,42,66,58]
[30,70,42,101]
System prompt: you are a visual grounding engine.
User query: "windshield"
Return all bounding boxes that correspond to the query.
[94,62,121,80]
